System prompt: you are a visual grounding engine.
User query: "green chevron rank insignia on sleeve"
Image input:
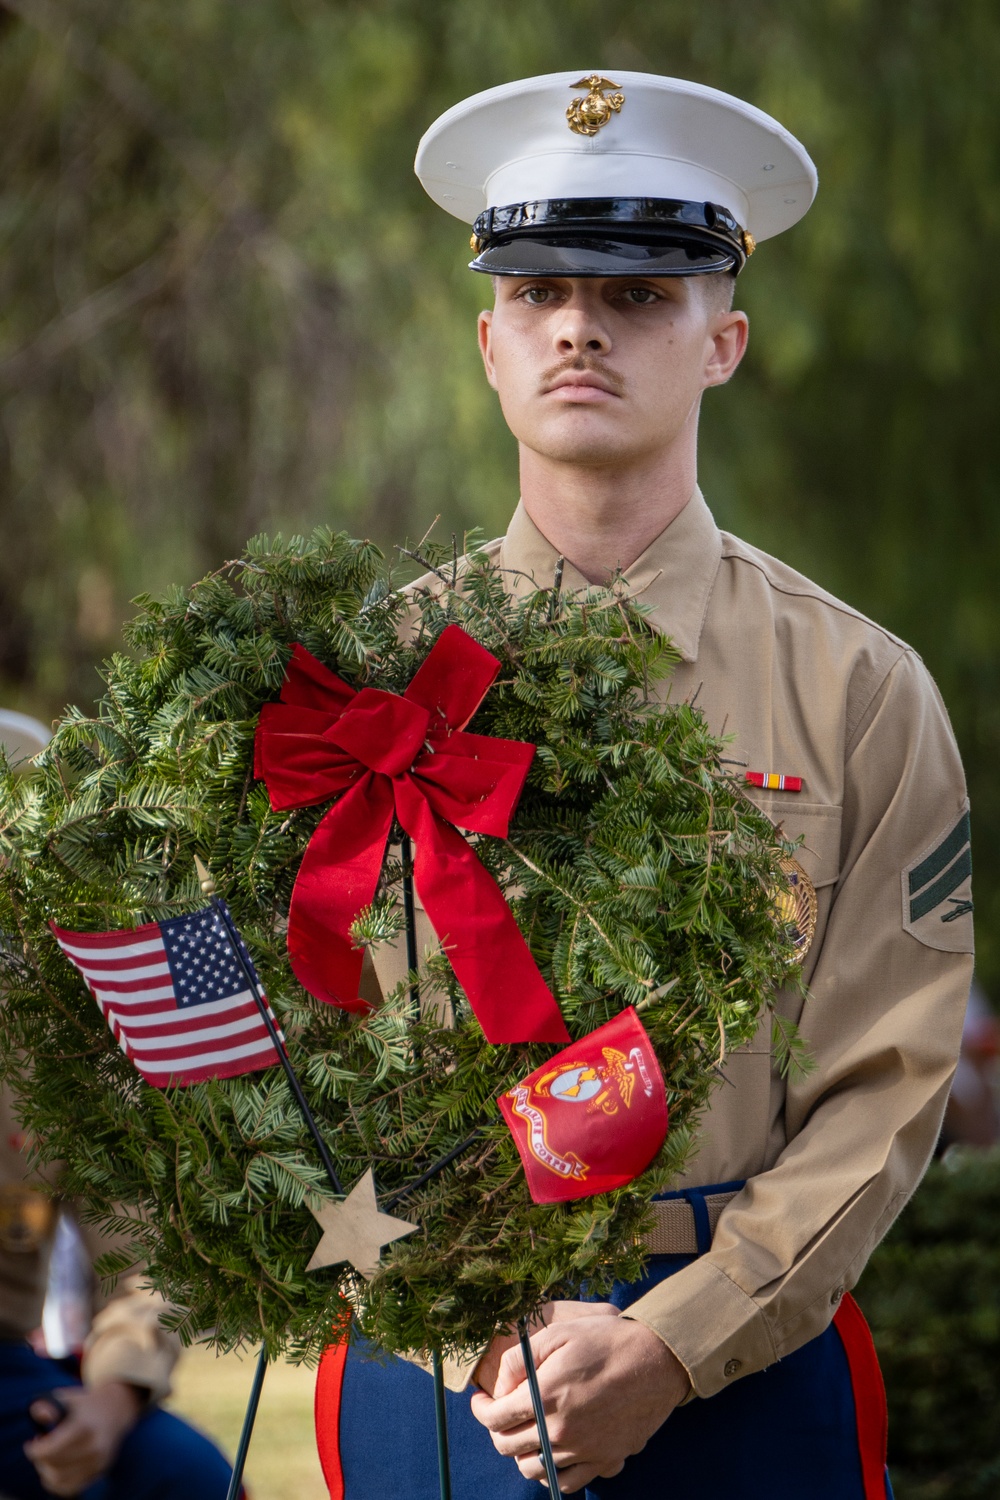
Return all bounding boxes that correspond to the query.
[902,807,974,953]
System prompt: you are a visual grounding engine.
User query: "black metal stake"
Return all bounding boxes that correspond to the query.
[210,894,343,1195]
[400,832,420,1028]
[396,839,451,1500]
[224,1343,268,1500]
[382,1129,482,1211]
[203,891,346,1500]
[518,1318,562,1493]
[432,1350,453,1500]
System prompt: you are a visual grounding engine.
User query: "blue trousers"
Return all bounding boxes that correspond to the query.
[0,1341,236,1500]
[325,1183,894,1499]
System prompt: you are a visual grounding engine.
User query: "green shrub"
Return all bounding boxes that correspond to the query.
[855,1149,1000,1500]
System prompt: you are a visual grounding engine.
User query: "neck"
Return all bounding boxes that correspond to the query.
[517,434,697,584]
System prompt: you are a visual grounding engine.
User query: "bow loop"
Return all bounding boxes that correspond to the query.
[254,630,569,1045]
[404,623,502,732]
[326,688,430,776]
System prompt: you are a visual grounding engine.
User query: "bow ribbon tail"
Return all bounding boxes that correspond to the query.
[286,775,395,1012]
[395,782,570,1046]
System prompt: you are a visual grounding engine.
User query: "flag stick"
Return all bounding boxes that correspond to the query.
[224,1343,267,1500]
[195,866,346,1500]
[517,1318,562,1493]
[197,873,344,1197]
[431,1350,453,1500]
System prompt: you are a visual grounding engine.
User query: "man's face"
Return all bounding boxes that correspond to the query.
[478,275,748,468]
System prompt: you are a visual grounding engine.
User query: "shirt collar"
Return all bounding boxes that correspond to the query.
[496,487,722,663]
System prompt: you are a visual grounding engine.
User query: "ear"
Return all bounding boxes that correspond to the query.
[478,308,498,391]
[703,309,749,389]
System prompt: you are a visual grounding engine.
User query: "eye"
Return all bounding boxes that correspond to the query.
[618,285,661,305]
[517,284,556,305]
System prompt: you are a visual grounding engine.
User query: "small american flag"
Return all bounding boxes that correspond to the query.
[51,901,283,1088]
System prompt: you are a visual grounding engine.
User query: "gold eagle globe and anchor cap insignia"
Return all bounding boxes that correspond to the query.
[566,75,625,136]
[775,856,818,962]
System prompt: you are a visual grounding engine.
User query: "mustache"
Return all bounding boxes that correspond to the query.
[540,355,626,395]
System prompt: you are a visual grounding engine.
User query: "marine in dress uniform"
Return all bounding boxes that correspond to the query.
[0,1087,236,1499]
[316,72,973,1499]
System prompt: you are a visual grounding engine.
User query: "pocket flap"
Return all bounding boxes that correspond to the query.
[752,800,842,889]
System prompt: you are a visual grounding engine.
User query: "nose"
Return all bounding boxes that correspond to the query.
[552,291,612,357]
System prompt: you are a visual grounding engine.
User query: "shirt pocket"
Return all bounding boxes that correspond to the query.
[744,798,842,976]
[766,800,843,893]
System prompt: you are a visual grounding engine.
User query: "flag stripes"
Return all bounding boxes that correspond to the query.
[51,900,283,1088]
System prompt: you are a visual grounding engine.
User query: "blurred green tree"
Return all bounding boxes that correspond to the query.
[0,0,997,982]
[857,1150,1000,1498]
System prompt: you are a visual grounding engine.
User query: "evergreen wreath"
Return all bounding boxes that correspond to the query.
[0,529,804,1362]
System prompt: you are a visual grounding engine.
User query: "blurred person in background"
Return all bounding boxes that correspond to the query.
[940,980,999,1151]
[0,1086,241,1499]
[0,713,238,1499]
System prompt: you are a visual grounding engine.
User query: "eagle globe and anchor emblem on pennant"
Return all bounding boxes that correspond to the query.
[566,75,626,136]
[498,1008,668,1205]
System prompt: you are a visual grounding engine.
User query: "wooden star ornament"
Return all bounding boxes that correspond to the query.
[306,1168,418,1279]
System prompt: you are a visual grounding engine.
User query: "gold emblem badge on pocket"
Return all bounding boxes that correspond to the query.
[775,856,818,962]
[0,1185,57,1253]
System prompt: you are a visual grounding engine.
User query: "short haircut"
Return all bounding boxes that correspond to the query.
[697,269,738,312]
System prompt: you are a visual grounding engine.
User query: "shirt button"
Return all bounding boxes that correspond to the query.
[831,1286,845,1305]
[723,1358,742,1378]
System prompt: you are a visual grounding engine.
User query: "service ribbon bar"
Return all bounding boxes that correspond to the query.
[746,771,802,792]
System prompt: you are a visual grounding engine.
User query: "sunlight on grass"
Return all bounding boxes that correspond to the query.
[167,1343,327,1500]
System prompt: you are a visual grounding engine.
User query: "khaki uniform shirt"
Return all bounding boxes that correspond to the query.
[0,1088,179,1401]
[379,488,972,1399]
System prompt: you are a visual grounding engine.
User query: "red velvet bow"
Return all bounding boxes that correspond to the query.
[254,625,569,1045]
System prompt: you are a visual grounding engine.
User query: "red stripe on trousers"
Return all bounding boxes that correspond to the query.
[315,1339,350,1500]
[833,1293,889,1500]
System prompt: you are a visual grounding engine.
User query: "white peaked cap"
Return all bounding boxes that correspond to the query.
[416,71,817,245]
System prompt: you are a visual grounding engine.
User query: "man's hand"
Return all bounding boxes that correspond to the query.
[473,1298,620,1396]
[470,1307,690,1493]
[24,1381,144,1495]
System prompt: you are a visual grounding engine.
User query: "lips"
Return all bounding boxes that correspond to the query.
[544,371,621,398]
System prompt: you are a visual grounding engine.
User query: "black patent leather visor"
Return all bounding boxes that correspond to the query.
[468,198,747,277]
[471,234,738,276]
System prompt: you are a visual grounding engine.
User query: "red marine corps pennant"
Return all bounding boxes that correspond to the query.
[498,1008,668,1204]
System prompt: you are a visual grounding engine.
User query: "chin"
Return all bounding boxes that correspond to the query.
[515,414,637,466]
[532,432,639,465]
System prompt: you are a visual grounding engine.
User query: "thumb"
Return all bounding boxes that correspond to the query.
[28,1395,68,1434]
[492,1338,527,1399]
[492,1321,567,1399]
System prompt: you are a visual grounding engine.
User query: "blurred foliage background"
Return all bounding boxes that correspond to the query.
[1,2,998,1493]
[1,0,998,981]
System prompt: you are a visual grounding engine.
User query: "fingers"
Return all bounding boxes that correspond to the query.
[514,1455,625,1492]
[24,1415,78,1461]
[493,1318,573,1399]
[470,1386,536,1435]
[28,1398,63,1433]
[30,1468,77,1498]
[544,1299,619,1323]
[491,1339,527,1399]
